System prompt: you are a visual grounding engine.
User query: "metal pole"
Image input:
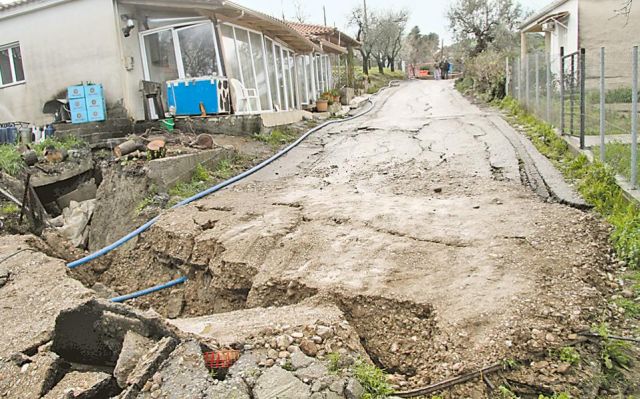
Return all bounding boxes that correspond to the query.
[632,46,638,188]
[546,52,552,122]
[506,56,510,97]
[570,54,575,136]
[525,54,530,108]
[600,47,606,162]
[560,47,565,134]
[535,53,540,114]
[517,58,522,102]
[580,48,586,150]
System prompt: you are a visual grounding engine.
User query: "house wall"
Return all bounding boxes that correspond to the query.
[580,0,640,89]
[0,0,124,125]
[547,0,579,74]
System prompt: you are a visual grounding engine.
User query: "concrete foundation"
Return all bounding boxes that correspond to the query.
[147,148,233,191]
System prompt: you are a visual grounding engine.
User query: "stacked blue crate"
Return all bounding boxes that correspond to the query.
[67,84,106,124]
[166,77,223,116]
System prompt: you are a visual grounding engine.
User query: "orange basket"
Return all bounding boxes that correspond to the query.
[203,350,240,370]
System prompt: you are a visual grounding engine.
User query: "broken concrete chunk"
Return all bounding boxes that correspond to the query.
[42,371,118,399]
[227,353,261,388]
[135,340,211,399]
[125,337,177,390]
[165,289,185,319]
[294,362,329,382]
[344,378,364,399]
[0,352,66,399]
[252,366,311,399]
[114,331,154,388]
[206,376,251,399]
[290,350,314,370]
[91,282,119,300]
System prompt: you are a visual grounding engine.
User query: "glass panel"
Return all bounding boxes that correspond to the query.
[306,56,315,101]
[315,56,321,95]
[264,38,279,110]
[12,46,24,82]
[275,45,286,110]
[234,28,258,111]
[0,48,13,85]
[284,51,294,109]
[287,51,298,109]
[177,23,218,78]
[143,30,179,83]
[220,24,241,81]
[249,32,270,111]
[296,56,307,104]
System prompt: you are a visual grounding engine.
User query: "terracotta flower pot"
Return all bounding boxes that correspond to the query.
[316,99,329,112]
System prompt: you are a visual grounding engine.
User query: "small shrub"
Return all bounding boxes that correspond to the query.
[353,359,394,399]
[168,163,211,205]
[1,203,20,215]
[34,136,86,156]
[253,128,296,147]
[0,145,24,176]
[558,347,581,365]
[327,352,341,373]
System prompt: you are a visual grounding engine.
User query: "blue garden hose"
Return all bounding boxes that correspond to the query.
[110,276,188,303]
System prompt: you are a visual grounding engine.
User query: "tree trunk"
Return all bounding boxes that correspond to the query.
[377,60,384,74]
[390,57,396,72]
[114,140,143,158]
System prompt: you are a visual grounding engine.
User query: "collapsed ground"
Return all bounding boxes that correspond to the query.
[1,80,639,398]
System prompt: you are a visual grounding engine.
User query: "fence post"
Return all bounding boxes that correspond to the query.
[525,54,531,108]
[560,47,565,134]
[580,48,586,150]
[546,52,552,122]
[535,53,540,114]
[506,57,510,97]
[517,57,522,102]
[600,47,606,162]
[570,54,575,136]
[632,46,639,188]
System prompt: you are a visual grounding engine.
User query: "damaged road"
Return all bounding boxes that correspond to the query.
[0,81,631,398]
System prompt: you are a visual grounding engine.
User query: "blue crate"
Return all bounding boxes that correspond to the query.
[67,85,86,99]
[167,77,221,116]
[69,98,87,112]
[85,84,103,97]
[71,108,89,124]
[88,106,106,122]
[86,95,104,109]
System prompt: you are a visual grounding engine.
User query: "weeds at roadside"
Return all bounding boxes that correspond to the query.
[327,352,341,373]
[352,359,394,399]
[555,347,581,366]
[0,203,20,215]
[135,184,158,215]
[168,163,211,206]
[253,127,297,148]
[0,145,24,176]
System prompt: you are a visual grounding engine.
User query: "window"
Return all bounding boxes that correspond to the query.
[0,43,25,87]
[141,22,221,82]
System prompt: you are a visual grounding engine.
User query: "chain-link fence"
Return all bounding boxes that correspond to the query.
[507,46,640,187]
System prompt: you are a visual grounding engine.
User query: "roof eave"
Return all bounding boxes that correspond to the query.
[519,0,570,31]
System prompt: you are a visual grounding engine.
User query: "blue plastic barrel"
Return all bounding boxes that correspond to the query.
[0,127,6,144]
[6,126,17,144]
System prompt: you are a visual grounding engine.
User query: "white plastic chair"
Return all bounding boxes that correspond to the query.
[230,78,261,114]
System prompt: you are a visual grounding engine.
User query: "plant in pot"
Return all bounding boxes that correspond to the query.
[329,88,341,104]
[317,92,331,112]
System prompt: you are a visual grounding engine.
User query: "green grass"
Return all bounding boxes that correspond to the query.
[327,352,341,373]
[0,145,24,176]
[0,203,20,215]
[168,163,212,205]
[615,297,640,318]
[594,143,636,181]
[253,127,297,148]
[34,136,86,156]
[557,347,581,365]
[500,97,640,269]
[352,359,394,399]
[355,66,405,95]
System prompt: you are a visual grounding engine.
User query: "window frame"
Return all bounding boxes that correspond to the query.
[139,21,223,81]
[0,42,26,89]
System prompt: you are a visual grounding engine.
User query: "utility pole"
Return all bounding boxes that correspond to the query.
[323,5,327,26]
[363,0,368,39]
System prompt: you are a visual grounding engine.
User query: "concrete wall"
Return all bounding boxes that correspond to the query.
[0,0,124,125]
[547,0,579,75]
[580,0,640,89]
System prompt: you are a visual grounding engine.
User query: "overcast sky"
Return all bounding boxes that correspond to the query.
[237,0,552,43]
[0,0,552,42]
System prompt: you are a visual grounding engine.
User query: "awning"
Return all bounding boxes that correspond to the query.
[119,0,316,53]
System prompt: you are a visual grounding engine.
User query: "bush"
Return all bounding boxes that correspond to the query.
[0,145,24,176]
[459,50,508,101]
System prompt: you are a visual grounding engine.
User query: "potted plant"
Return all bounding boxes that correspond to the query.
[317,92,331,112]
[329,88,341,104]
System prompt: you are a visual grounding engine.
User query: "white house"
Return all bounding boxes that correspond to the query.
[0,0,359,125]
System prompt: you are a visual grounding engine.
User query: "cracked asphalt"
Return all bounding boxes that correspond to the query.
[102,80,613,385]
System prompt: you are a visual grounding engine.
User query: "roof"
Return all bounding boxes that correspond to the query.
[288,21,360,49]
[119,0,317,53]
[0,0,38,11]
[520,0,570,31]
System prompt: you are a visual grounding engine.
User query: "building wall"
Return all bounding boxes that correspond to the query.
[580,0,640,89]
[547,0,579,75]
[0,0,124,125]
